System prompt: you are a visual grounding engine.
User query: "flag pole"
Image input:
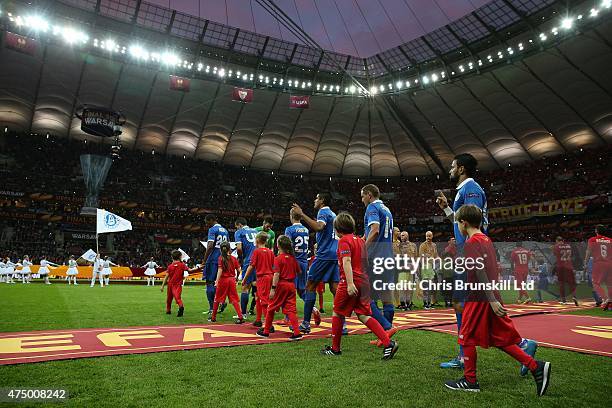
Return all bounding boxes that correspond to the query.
[96,234,99,255]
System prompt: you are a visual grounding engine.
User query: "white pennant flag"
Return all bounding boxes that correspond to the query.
[178,248,190,262]
[97,209,133,234]
[80,249,97,262]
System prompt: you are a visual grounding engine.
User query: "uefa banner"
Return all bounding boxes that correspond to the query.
[289,95,310,109]
[4,32,37,55]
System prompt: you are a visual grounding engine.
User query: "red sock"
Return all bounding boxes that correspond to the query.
[211,301,219,320]
[288,311,300,335]
[331,315,344,352]
[463,345,477,383]
[263,307,275,334]
[231,301,243,320]
[318,294,324,310]
[255,298,262,322]
[365,317,390,347]
[500,344,538,371]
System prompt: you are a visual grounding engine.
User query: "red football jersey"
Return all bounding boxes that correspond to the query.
[273,254,300,281]
[464,232,501,302]
[588,235,611,264]
[250,247,274,276]
[217,255,240,278]
[167,261,188,285]
[553,243,573,269]
[511,247,532,274]
[337,234,367,282]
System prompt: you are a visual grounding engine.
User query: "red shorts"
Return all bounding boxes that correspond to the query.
[333,279,371,318]
[256,274,273,310]
[514,270,527,284]
[459,301,522,348]
[592,262,611,285]
[267,280,297,315]
[214,277,239,304]
[317,281,325,293]
[556,266,575,284]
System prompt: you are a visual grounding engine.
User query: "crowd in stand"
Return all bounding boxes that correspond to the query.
[0,132,610,266]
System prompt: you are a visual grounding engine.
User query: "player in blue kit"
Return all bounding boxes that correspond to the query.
[436,153,537,371]
[361,184,398,343]
[201,214,229,314]
[284,209,310,300]
[291,192,338,334]
[234,217,259,317]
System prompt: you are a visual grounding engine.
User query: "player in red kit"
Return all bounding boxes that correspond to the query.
[256,235,302,340]
[209,242,245,323]
[242,232,275,327]
[553,236,578,306]
[584,225,611,310]
[160,250,201,317]
[511,243,534,303]
[320,212,398,360]
[444,205,551,396]
[317,281,325,313]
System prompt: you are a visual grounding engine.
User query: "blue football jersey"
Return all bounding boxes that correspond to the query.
[364,200,394,244]
[452,178,488,249]
[206,223,229,263]
[234,226,258,265]
[315,206,338,260]
[284,223,310,261]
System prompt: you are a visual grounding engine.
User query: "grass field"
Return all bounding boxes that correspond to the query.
[0,282,610,408]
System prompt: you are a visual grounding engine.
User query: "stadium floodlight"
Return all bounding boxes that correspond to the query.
[459,65,465,72]
[307,82,312,87]
[577,14,583,20]
[396,81,402,89]
[316,83,320,90]
[162,52,180,66]
[414,79,419,84]
[370,86,377,95]
[379,84,385,92]
[405,80,410,88]
[539,32,547,41]
[336,85,340,91]
[388,83,393,89]
[265,77,269,84]
[236,71,240,77]
[561,18,574,29]
[258,75,263,81]
[518,42,524,50]
[431,73,438,82]
[218,68,226,77]
[441,71,446,78]
[279,79,283,85]
[103,39,116,52]
[197,63,203,71]
[507,47,514,55]
[205,66,210,73]
[422,76,429,84]
[288,80,293,86]
[603,0,611,9]
[242,74,248,80]
[250,74,254,80]
[26,15,49,32]
[302,82,306,89]
[129,45,149,60]
[323,85,327,91]
[478,59,483,66]
[590,8,599,16]
[551,27,559,35]
[62,27,87,44]
[350,85,356,93]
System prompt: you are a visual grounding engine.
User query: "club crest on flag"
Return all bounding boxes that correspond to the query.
[232,87,253,103]
[169,75,190,92]
[5,32,37,55]
[96,209,132,234]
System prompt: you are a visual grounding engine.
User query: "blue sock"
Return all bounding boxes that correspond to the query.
[303,291,316,325]
[383,303,395,324]
[206,285,215,310]
[593,291,602,303]
[240,292,249,315]
[456,312,463,357]
[370,301,391,330]
[518,338,528,348]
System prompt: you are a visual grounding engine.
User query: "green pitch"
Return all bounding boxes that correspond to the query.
[0,283,609,408]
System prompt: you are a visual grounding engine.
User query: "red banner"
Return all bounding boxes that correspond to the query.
[232,87,253,103]
[169,75,190,91]
[289,95,310,109]
[4,32,36,55]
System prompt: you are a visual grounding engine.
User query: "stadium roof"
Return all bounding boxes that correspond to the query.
[0,0,611,177]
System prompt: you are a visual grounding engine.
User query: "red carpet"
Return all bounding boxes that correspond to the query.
[0,301,599,365]
[423,313,611,357]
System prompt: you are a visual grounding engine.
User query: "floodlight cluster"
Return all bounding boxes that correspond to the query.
[2,0,609,97]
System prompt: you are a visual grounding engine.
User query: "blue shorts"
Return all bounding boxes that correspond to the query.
[294,259,308,291]
[241,262,256,285]
[307,258,339,284]
[204,262,218,282]
[452,271,467,303]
